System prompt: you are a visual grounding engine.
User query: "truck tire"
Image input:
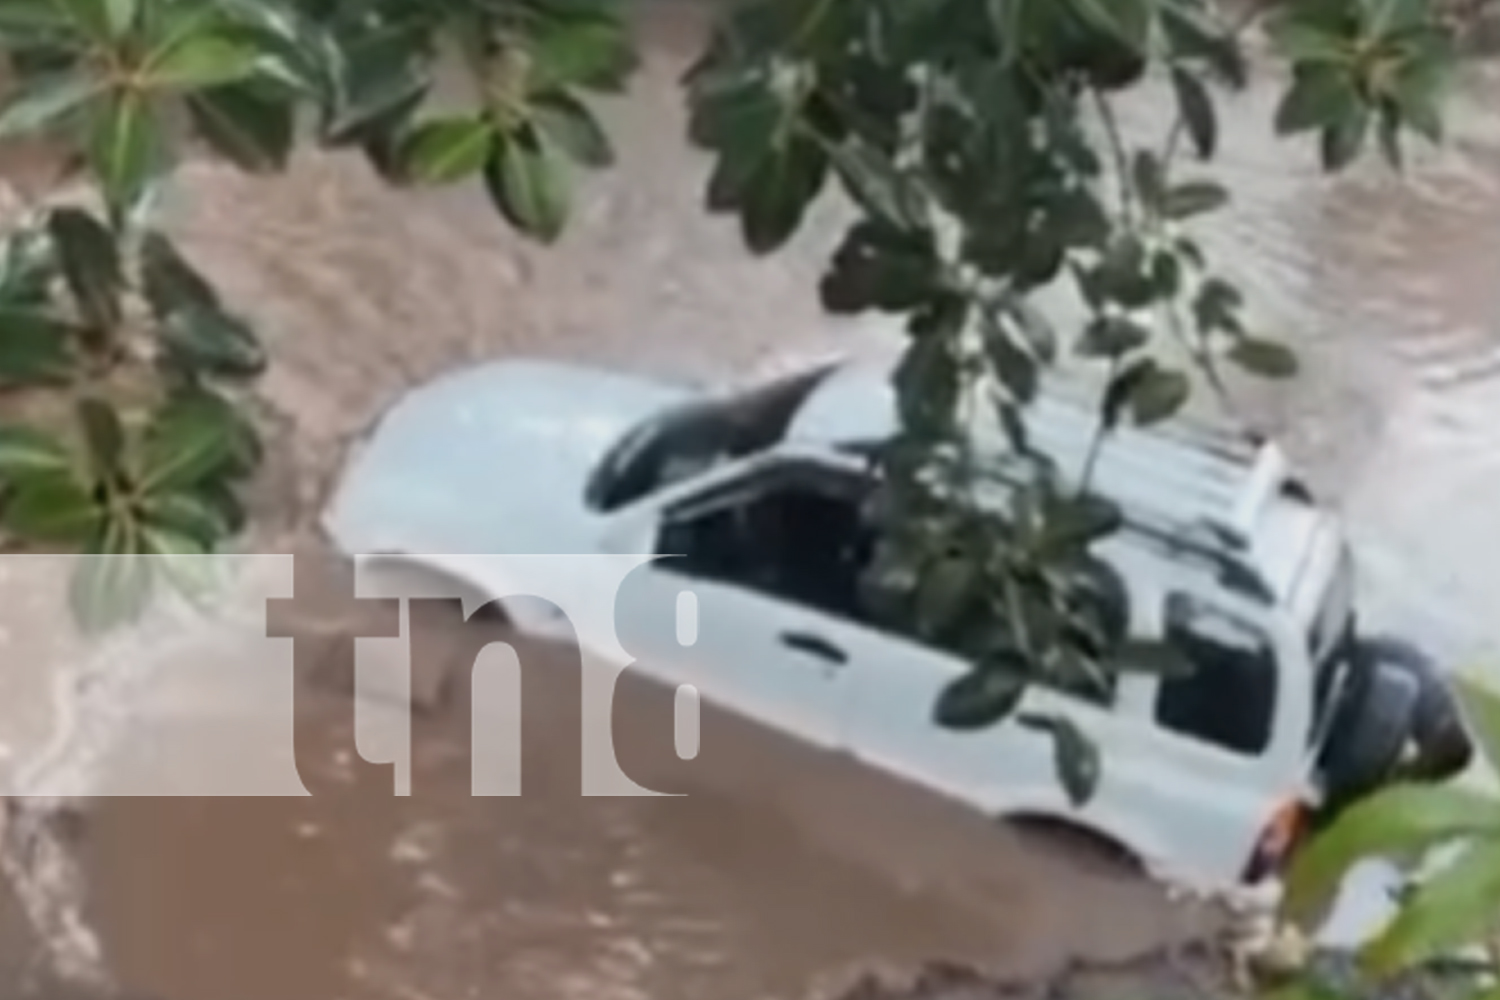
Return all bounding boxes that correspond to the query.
[1356,634,1474,783]
[1319,662,1419,815]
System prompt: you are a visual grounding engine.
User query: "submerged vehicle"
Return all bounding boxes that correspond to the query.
[323,357,1473,888]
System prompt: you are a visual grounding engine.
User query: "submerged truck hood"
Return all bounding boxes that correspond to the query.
[322,360,690,555]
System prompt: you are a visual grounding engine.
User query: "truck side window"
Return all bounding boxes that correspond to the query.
[1155,593,1277,756]
[655,460,874,622]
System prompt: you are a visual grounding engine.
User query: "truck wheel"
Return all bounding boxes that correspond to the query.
[1319,662,1419,815]
[1356,634,1474,783]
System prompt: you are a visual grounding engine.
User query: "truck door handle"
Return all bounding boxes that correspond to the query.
[780,631,848,666]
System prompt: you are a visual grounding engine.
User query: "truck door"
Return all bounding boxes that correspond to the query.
[1120,584,1309,884]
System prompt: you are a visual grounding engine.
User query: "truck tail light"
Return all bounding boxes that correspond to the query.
[1242,798,1310,883]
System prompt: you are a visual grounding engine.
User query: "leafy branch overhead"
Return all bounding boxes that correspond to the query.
[683,0,1453,800]
[0,0,638,627]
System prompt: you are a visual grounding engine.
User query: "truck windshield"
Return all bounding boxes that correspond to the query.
[584,363,839,513]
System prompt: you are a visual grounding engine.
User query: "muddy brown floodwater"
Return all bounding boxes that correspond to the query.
[6,0,1500,996]
[77,601,1216,1000]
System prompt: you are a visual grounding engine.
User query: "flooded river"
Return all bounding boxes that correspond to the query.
[6,2,1500,998]
[76,624,1215,1000]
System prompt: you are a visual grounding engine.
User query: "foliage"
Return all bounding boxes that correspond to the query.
[680,0,1455,800]
[1282,676,1500,991]
[0,0,633,627]
[0,0,1461,786]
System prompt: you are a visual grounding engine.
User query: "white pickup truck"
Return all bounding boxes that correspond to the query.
[322,356,1473,891]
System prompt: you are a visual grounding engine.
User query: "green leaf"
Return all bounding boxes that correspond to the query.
[8,44,82,79]
[1321,104,1370,171]
[140,231,219,316]
[0,424,73,477]
[1282,783,1500,926]
[1070,0,1151,52]
[149,386,261,478]
[529,92,613,169]
[1078,316,1151,359]
[825,134,923,231]
[1010,299,1058,364]
[1361,838,1500,976]
[1455,674,1500,772]
[3,471,102,542]
[915,554,978,637]
[1275,66,1362,135]
[76,396,124,484]
[1377,104,1404,171]
[935,663,1028,731]
[1391,61,1446,145]
[1131,150,1165,211]
[1229,337,1299,378]
[483,129,571,244]
[985,323,1038,403]
[103,0,136,35]
[892,334,960,438]
[86,88,166,220]
[186,82,295,173]
[1174,236,1206,270]
[159,302,267,378]
[738,134,829,255]
[322,28,428,147]
[143,523,226,610]
[198,478,247,533]
[142,33,260,89]
[399,115,496,184]
[1193,277,1244,334]
[1150,250,1182,299]
[1265,17,1353,64]
[57,0,131,39]
[907,294,969,340]
[361,130,405,184]
[140,523,206,557]
[1091,236,1159,308]
[140,489,230,547]
[1041,494,1123,553]
[0,1,73,41]
[1107,359,1190,427]
[204,0,335,95]
[69,522,155,634]
[1160,180,1229,220]
[1103,357,1148,429]
[527,16,638,92]
[1161,5,1247,87]
[0,308,77,383]
[0,71,102,139]
[689,77,779,160]
[1368,0,1432,36]
[1127,366,1190,425]
[141,522,208,566]
[820,220,943,315]
[692,77,824,249]
[1019,712,1101,806]
[1170,67,1217,160]
[138,393,241,493]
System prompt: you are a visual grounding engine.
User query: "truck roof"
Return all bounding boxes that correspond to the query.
[786,360,1323,604]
